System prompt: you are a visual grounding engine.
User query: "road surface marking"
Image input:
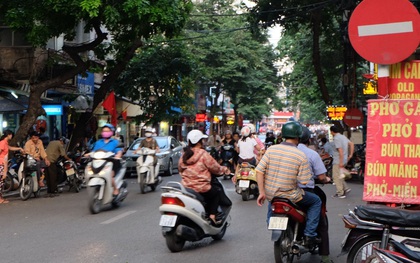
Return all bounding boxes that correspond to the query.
[358,21,413,37]
[100,210,137,224]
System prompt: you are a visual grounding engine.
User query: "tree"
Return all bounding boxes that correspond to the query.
[2,0,193,146]
[185,0,281,130]
[113,42,197,125]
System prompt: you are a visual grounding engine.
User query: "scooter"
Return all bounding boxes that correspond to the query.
[371,239,420,263]
[3,152,23,193]
[235,162,258,201]
[159,177,232,252]
[136,147,161,194]
[17,154,42,200]
[340,204,420,263]
[85,151,128,214]
[220,144,235,180]
[269,186,328,263]
[56,156,83,192]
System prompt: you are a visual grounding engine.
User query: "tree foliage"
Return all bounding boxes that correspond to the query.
[1,0,193,145]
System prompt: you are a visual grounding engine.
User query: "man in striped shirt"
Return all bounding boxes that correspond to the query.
[256,121,322,246]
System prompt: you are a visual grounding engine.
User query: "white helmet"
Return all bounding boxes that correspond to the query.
[145,127,153,133]
[241,126,251,137]
[187,130,208,144]
[247,124,256,134]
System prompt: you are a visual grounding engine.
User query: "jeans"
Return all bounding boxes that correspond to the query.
[267,191,321,238]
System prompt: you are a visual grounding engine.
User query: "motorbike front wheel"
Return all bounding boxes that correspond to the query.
[347,237,385,263]
[165,229,186,252]
[274,226,294,263]
[139,172,146,194]
[211,223,227,241]
[88,186,102,214]
[20,176,34,201]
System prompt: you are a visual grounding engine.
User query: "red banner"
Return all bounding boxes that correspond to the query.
[387,61,420,99]
[364,100,420,204]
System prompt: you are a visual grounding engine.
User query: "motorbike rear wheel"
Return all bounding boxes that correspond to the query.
[3,174,13,193]
[88,187,102,214]
[20,176,33,201]
[241,189,250,201]
[347,237,385,263]
[165,229,186,252]
[139,172,146,194]
[274,226,293,263]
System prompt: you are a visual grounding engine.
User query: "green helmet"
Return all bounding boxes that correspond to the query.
[299,126,312,144]
[282,121,302,139]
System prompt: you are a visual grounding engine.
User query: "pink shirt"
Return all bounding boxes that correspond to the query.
[0,139,9,165]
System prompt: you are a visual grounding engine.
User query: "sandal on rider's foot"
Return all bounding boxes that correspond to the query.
[209,218,222,227]
[0,199,9,204]
[112,190,120,197]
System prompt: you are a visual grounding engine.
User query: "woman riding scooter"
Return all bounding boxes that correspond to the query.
[178,130,230,226]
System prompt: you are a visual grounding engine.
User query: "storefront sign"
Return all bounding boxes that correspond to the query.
[42,105,63,115]
[77,72,95,95]
[388,61,420,99]
[326,105,347,120]
[195,113,207,122]
[364,99,420,204]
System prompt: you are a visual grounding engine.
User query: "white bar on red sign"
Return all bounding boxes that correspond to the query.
[358,21,413,37]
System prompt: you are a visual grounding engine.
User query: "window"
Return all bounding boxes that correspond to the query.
[0,27,31,47]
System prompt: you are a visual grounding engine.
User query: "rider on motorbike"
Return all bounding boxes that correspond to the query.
[178,130,230,226]
[136,127,160,182]
[91,124,123,196]
[255,121,322,247]
[24,130,51,187]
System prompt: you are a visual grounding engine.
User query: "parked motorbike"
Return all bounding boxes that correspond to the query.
[56,156,83,192]
[159,177,232,252]
[345,143,366,183]
[234,162,258,201]
[17,154,42,200]
[340,204,420,263]
[371,239,420,263]
[220,144,235,180]
[136,147,161,194]
[269,186,328,263]
[85,151,128,214]
[68,147,90,187]
[3,152,24,193]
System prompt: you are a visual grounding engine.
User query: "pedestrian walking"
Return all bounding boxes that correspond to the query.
[330,126,354,198]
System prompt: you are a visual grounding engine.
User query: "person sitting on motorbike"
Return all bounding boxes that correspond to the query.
[247,124,265,162]
[235,126,262,167]
[265,131,276,145]
[298,127,332,262]
[91,124,123,196]
[222,130,236,146]
[178,129,230,226]
[136,127,160,180]
[207,130,222,159]
[45,137,71,197]
[255,121,322,247]
[24,130,51,187]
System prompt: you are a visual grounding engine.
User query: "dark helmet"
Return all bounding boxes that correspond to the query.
[281,121,302,139]
[299,126,312,144]
[102,123,115,132]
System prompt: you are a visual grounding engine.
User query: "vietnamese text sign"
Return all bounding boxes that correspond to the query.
[364,100,420,204]
[388,61,420,99]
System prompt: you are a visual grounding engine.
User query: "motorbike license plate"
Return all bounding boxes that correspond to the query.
[159,215,177,227]
[239,180,250,188]
[66,168,75,176]
[268,217,288,230]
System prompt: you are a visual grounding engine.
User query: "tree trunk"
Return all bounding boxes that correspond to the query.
[311,11,330,106]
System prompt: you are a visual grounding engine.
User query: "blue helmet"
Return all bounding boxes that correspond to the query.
[102,123,115,132]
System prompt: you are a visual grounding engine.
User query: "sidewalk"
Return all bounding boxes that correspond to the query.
[3,183,68,198]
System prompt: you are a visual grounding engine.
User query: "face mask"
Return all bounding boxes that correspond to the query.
[101,131,113,139]
[145,132,152,138]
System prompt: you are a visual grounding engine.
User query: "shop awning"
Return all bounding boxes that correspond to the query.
[0,96,27,112]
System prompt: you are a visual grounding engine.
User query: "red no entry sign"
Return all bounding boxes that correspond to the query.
[348,0,420,64]
[343,108,364,127]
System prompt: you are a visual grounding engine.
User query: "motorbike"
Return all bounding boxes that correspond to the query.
[3,152,24,193]
[205,146,219,161]
[235,162,258,201]
[269,186,328,263]
[370,239,420,263]
[159,177,232,252]
[68,146,90,188]
[345,143,366,183]
[17,154,42,200]
[56,156,83,192]
[136,147,161,194]
[219,144,235,180]
[340,204,420,263]
[85,151,129,214]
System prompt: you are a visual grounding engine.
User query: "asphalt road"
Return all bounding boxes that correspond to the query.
[0,173,365,263]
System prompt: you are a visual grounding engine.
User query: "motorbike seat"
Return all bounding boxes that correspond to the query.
[271,197,304,211]
[355,205,420,227]
[185,188,205,203]
[390,240,420,261]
